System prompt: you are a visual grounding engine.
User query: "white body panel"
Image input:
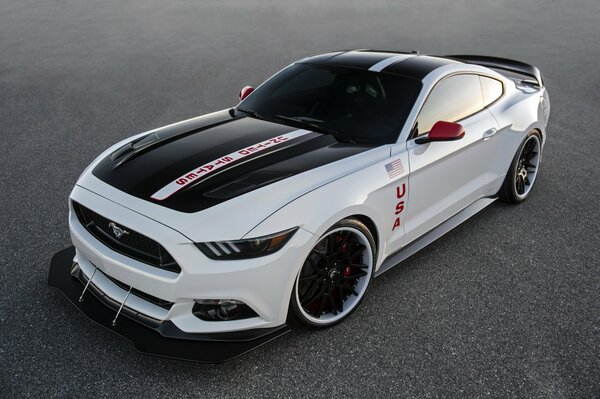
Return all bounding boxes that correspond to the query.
[403,109,499,243]
[69,56,549,334]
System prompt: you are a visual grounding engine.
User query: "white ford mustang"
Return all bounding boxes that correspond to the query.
[49,50,550,362]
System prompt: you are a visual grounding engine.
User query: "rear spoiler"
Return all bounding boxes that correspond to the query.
[444,55,544,87]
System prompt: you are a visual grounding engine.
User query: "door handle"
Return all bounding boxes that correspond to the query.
[482,128,497,140]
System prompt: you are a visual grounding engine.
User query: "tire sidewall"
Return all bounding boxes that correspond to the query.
[290,218,376,328]
[502,131,542,203]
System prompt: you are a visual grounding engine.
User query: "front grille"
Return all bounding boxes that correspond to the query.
[73,201,181,273]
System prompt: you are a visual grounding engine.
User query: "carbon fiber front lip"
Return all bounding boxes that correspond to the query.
[48,246,290,363]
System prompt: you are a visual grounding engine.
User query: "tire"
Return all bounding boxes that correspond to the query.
[290,218,376,328]
[499,131,542,204]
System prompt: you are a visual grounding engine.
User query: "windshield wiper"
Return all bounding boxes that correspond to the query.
[275,115,356,144]
[236,107,271,122]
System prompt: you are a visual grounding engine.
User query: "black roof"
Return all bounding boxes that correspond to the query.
[298,50,460,79]
[299,50,545,87]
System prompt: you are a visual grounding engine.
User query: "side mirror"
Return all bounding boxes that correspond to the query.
[239,85,254,101]
[415,121,465,144]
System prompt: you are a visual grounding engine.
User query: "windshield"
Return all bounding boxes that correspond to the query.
[238,63,422,145]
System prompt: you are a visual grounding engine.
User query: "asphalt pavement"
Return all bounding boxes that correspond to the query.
[1,0,599,397]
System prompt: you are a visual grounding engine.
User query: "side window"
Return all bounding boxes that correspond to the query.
[480,76,503,106]
[415,74,484,136]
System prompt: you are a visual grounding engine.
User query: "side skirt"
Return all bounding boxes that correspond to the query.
[375,197,497,277]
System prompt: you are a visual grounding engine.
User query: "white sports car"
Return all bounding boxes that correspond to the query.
[49,50,550,362]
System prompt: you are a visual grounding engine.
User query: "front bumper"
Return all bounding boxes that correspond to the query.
[48,246,290,363]
[68,185,315,334]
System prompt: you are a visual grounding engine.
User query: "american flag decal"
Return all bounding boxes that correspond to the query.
[384,159,404,179]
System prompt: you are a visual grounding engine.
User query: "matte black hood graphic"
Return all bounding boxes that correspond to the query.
[92,110,372,213]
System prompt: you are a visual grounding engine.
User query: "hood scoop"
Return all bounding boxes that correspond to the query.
[109,113,236,167]
[110,132,161,164]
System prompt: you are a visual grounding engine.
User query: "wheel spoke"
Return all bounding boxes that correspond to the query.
[523,140,534,154]
[336,233,357,258]
[310,248,327,264]
[301,285,324,307]
[329,293,337,315]
[345,233,358,249]
[299,273,318,282]
[316,293,327,316]
[336,231,352,250]
[525,176,531,186]
[347,244,366,259]
[346,270,367,279]
[327,235,337,253]
[300,279,318,302]
[525,151,537,161]
[337,286,345,312]
[344,282,359,296]
[305,257,320,272]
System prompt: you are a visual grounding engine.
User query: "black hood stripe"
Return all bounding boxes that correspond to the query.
[93,114,375,213]
[151,129,313,200]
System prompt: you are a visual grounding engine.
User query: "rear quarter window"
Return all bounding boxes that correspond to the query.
[480,76,504,106]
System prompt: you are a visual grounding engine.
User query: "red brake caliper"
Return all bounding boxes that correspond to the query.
[341,237,352,277]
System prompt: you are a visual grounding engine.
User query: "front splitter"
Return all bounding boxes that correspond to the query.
[48,246,290,363]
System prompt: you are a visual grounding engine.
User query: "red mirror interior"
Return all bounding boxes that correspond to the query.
[428,121,465,141]
[239,85,254,101]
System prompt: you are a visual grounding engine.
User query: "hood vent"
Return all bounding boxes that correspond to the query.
[204,170,291,199]
[110,132,161,164]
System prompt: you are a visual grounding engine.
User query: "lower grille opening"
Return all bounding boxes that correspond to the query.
[73,263,174,316]
[104,274,174,310]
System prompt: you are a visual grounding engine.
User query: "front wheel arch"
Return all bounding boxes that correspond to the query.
[349,214,379,256]
[289,217,376,328]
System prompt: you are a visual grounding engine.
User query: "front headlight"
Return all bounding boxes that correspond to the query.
[195,227,298,260]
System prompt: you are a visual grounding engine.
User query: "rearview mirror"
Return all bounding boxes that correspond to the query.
[415,121,465,144]
[239,85,254,101]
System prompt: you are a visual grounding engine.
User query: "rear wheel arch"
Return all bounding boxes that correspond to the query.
[498,129,542,203]
[533,127,543,143]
